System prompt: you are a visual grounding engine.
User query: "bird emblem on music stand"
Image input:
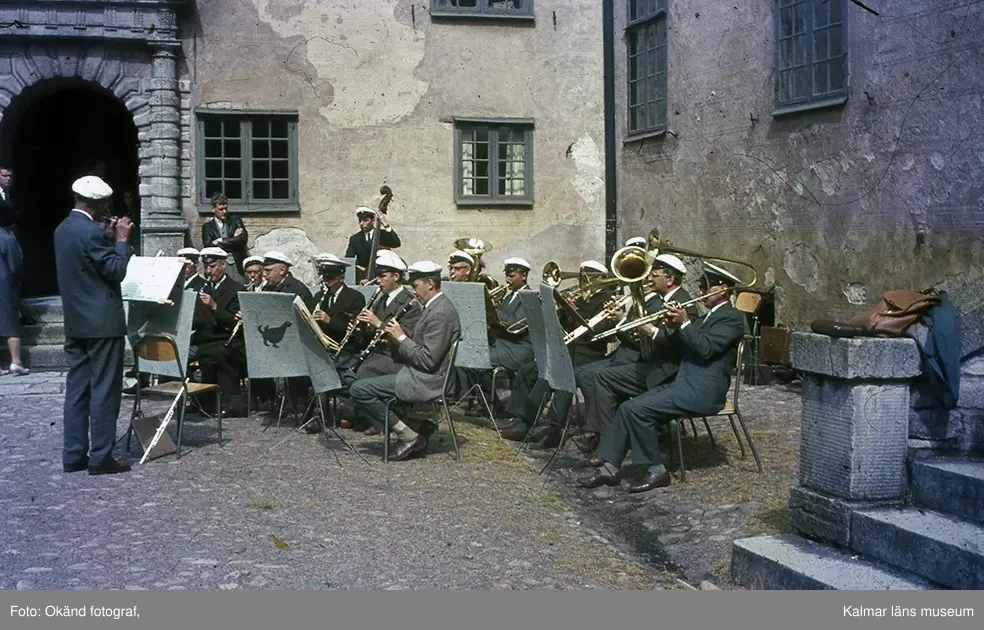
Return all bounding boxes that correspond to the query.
[258,321,292,348]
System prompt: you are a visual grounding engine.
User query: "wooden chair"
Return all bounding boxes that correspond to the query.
[383,339,462,463]
[125,333,223,459]
[669,338,763,481]
[734,291,763,385]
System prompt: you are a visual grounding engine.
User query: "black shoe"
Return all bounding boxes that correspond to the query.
[390,435,427,461]
[578,433,600,454]
[627,471,672,493]
[88,458,132,475]
[531,428,562,450]
[63,458,89,473]
[578,470,621,489]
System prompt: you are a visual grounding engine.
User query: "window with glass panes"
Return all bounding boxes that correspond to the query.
[454,120,533,206]
[774,0,848,114]
[626,0,668,137]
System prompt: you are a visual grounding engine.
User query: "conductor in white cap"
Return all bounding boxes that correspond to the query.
[53,176,134,475]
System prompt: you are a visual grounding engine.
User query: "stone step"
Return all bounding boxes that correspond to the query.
[851,508,984,590]
[1,344,133,371]
[21,323,65,346]
[911,458,984,526]
[19,297,64,324]
[731,533,938,590]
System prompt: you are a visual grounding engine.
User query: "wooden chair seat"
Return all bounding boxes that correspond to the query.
[142,381,218,397]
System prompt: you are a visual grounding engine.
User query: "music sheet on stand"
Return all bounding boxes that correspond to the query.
[239,292,309,380]
[120,256,185,303]
[441,282,491,370]
[540,284,576,394]
[518,288,548,380]
[126,289,197,379]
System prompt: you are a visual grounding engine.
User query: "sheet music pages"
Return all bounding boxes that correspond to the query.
[292,295,335,351]
[121,257,185,303]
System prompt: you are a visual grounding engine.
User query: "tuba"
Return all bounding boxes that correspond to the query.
[454,237,506,331]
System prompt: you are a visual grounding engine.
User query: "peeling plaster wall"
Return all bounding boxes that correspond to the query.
[614,1,984,328]
[181,0,606,277]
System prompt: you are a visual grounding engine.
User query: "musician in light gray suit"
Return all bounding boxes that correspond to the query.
[54,176,134,475]
[580,263,745,494]
[349,260,462,461]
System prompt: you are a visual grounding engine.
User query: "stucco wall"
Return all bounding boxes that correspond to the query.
[180,0,606,282]
[614,0,984,328]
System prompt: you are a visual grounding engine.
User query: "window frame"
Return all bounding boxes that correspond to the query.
[772,0,849,117]
[452,117,535,208]
[624,0,669,141]
[194,109,301,214]
[430,0,535,21]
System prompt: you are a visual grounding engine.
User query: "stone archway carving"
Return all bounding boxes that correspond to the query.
[0,40,187,255]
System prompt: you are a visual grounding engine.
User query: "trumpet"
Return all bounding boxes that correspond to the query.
[353,298,418,369]
[563,294,633,344]
[333,286,384,357]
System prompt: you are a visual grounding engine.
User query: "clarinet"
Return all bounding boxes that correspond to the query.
[353,299,418,370]
[333,285,384,358]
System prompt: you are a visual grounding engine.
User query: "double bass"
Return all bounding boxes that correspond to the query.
[362,185,394,283]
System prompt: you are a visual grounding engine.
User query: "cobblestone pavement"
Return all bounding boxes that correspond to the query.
[0,371,802,590]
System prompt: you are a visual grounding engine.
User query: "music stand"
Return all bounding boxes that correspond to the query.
[443,282,498,433]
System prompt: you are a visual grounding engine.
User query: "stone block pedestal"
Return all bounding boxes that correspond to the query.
[787,333,921,546]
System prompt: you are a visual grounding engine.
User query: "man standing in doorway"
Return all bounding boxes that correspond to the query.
[201,192,249,277]
[54,176,134,475]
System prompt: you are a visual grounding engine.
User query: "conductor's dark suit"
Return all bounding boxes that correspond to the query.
[584,287,699,435]
[201,215,249,274]
[597,301,745,470]
[344,227,401,272]
[54,210,133,468]
[194,275,246,396]
[350,291,461,432]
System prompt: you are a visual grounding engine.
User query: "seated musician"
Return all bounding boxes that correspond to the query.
[192,247,248,417]
[447,249,497,288]
[243,255,265,290]
[178,247,205,291]
[307,253,366,345]
[498,260,618,447]
[337,251,423,432]
[575,254,699,457]
[456,257,534,402]
[580,263,745,493]
[345,206,401,283]
[349,261,462,461]
[260,251,313,304]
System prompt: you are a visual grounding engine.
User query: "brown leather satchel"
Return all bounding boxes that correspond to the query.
[845,289,940,336]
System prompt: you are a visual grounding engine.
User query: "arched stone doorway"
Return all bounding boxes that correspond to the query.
[1,79,139,298]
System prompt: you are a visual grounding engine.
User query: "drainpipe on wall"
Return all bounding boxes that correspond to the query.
[602,0,618,263]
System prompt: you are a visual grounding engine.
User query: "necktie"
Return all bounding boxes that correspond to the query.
[326,292,335,311]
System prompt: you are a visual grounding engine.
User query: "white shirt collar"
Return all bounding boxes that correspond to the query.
[386,285,404,299]
[424,292,444,309]
[71,209,94,221]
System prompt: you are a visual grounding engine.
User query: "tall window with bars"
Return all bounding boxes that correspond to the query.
[626,0,668,138]
[454,119,534,206]
[196,112,299,212]
[431,0,534,19]
[774,0,848,114]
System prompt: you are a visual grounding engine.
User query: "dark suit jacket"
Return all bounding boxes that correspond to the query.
[192,275,244,346]
[53,211,133,338]
[393,292,461,402]
[611,292,663,362]
[263,273,313,305]
[184,274,206,292]
[642,287,700,389]
[669,301,746,415]
[562,287,617,364]
[201,215,249,269]
[344,227,401,270]
[306,284,366,342]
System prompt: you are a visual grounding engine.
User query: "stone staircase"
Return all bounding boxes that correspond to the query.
[732,456,984,589]
[1,297,68,371]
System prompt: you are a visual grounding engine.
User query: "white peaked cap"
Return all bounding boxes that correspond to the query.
[448,250,475,265]
[244,255,264,267]
[375,249,407,272]
[408,260,443,279]
[356,206,377,217]
[702,261,742,286]
[579,260,607,274]
[314,253,349,267]
[177,247,200,258]
[654,253,687,274]
[625,236,647,247]
[199,247,229,261]
[262,251,293,266]
[72,176,114,200]
[503,257,531,271]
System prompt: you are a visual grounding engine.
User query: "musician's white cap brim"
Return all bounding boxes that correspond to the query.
[356,206,377,218]
[375,250,407,272]
[503,257,531,271]
[177,247,200,258]
[243,255,264,267]
[448,250,475,265]
[408,260,443,280]
[314,253,350,267]
[702,262,742,286]
[262,251,293,266]
[654,253,687,274]
[579,260,607,274]
[72,176,113,200]
[624,237,647,247]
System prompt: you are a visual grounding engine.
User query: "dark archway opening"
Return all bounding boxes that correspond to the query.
[2,80,139,298]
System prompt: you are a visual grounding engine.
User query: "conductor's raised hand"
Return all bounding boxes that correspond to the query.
[114,216,133,242]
